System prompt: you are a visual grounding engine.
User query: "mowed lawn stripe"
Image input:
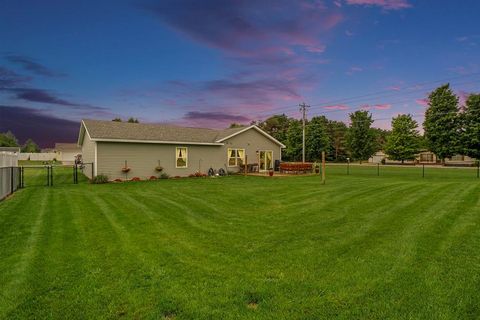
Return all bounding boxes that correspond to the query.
[0,168,479,319]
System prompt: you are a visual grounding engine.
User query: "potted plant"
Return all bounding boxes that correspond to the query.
[121,160,130,179]
[155,160,163,172]
[268,168,274,177]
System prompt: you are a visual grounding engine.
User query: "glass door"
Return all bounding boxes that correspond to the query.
[259,150,273,171]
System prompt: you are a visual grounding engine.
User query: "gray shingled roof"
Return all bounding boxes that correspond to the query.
[82,119,246,144]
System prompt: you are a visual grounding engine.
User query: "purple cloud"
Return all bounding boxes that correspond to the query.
[145,0,342,56]
[0,105,79,147]
[1,87,109,113]
[184,111,250,122]
[0,66,31,88]
[345,0,411,10]
[5,55,66,77]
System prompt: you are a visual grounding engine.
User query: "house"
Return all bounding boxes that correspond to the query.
[0,147,20,153]
[77,119,285,179]
[445,155,477,167]
[416,151,438,164]
[54,143,82,164]
[368,151,386,164]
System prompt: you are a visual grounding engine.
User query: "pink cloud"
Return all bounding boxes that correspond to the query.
[346,66,363,75]
[415,98,429,107]
[334,1,342,7]
[373,104,391,110]
[346,0,411,10]
[323,105,349,110]
[387,85,401,91]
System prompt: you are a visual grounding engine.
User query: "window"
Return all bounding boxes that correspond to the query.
[227,148,245,167]
[176,147,188,168]
[420,153,434,162]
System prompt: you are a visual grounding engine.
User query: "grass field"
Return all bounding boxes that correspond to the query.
[0,166,479,319]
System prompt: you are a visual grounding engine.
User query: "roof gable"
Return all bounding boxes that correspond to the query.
[216,125,286,148]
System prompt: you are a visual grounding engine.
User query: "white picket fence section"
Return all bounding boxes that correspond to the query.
[1,152,19,200]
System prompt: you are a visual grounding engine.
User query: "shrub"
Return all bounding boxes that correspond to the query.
[159,173,170,179]
[173,176,181,179]
[130,177,141,181]
[149,176,157,180]
[91,174,109,184]
[113,178,123,182]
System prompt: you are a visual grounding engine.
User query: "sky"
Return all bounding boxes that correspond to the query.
[0,0,479,147]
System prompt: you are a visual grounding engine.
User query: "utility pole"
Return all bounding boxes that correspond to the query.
[299,102,310,163]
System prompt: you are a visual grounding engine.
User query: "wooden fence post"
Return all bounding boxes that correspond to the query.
[322,151,326,185]
[244,155,248,176]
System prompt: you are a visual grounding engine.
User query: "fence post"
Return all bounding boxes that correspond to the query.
[422,164,425,178]
[347,161,350,175]
[50,165,53,186]
[321,151,326,185]
[377,163,380,176]
[477,161,479,179]
[10,167,14,195]
[91,163,94,179]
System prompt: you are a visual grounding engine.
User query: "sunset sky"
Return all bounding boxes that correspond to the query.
[1,0,479,146]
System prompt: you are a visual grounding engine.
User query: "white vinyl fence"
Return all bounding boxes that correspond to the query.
[18,152,57,161]
[1,152,20,200]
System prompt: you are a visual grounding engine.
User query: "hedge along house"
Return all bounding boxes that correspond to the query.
[77,119,285,180]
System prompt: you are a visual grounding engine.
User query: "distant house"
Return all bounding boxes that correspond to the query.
[368,151,386,164]
[445,155,477,166]
[77,119,285,180]
[54,143,81,164]
[0,147,20,153]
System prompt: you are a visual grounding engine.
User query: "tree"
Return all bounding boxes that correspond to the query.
[423,84,459,161]
[112,118,122,122]
[127,117,139,123]
[384,114,420,163]
[257,114,291,144]
[306,116,330,161]
[327,120,348,161]
[372,128,390,151]
[0,131,19,147]
[347,110,376,163]
[285,119,303,161]
[462,93,480,159]
[229,123,246,128]
[21,138,40,153]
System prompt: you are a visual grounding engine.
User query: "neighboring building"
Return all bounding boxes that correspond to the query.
[0,147,20,153]
[55,143,82,164]
[416,151,438,164]
[77,119,285,179]
[445,155,477,166]
[368,151,386,164]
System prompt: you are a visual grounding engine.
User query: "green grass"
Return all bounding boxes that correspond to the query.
[1,166,479,319]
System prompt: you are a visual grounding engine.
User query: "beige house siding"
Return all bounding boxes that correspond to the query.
[222,128,282,168]
[97,142,227,179]
[80,134,96,178]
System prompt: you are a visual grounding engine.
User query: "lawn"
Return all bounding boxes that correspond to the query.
[0,166,479,319]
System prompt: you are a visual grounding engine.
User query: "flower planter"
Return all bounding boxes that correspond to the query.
[268,170,274,177]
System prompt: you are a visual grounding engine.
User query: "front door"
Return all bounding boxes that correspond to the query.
[259,150,273,171]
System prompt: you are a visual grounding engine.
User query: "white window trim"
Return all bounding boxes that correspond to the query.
[227,148,245,167]
[175,147,188,168]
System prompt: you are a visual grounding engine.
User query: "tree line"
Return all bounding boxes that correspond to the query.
[0,131,40,152]
[246,84,480,163]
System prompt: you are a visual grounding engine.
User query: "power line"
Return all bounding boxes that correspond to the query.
[251,73,480,118]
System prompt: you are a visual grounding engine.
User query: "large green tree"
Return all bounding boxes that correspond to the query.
[0,131,19,147]
[257,114,290,144]
[461,93,480,159]
[327,120,348,161]
[21,138,41,153]
[347,110,376,163]
[423,84,460,161]
[306,116,330,161]
[384,114,420,163]
[285,119,302,161]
